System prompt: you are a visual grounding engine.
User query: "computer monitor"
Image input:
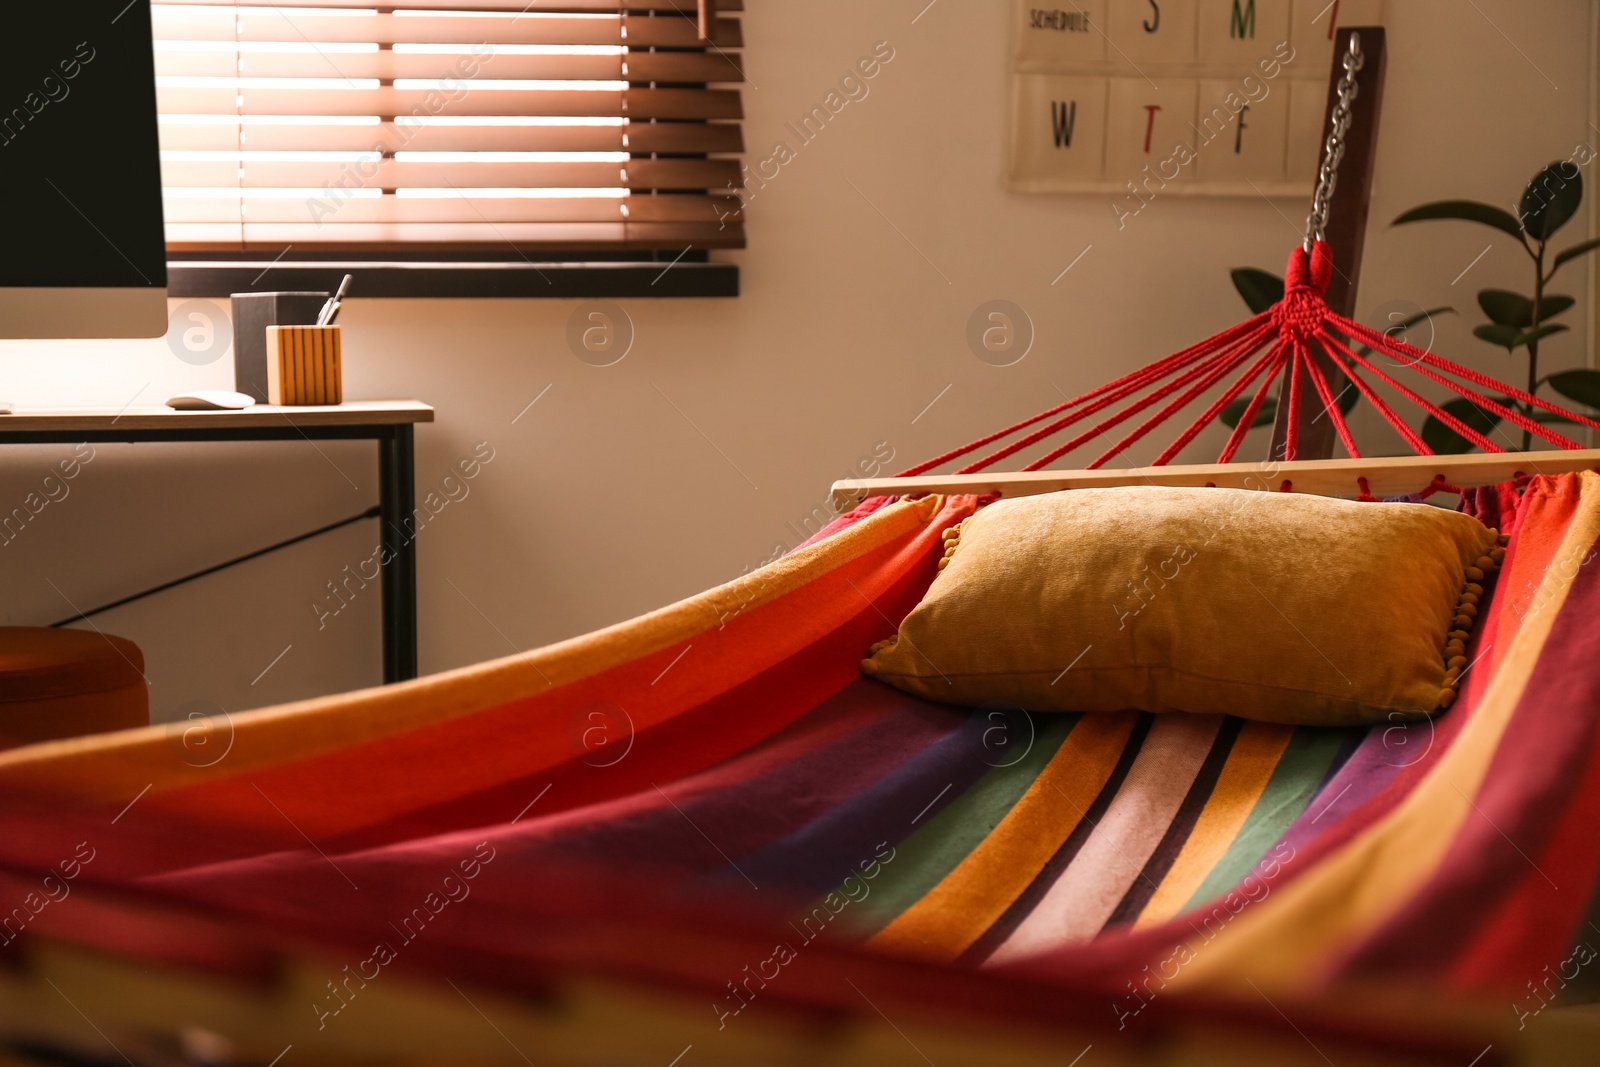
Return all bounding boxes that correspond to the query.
[0,2,167,339]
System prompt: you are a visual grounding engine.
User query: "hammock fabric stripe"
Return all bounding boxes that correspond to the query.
[0,476,1599,1062]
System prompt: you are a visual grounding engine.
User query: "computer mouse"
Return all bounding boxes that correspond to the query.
[166,389,257,411]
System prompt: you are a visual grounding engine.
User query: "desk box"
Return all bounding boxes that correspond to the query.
[231,291,329,403]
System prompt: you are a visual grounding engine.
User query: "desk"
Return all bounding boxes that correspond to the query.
[0,400,433,683]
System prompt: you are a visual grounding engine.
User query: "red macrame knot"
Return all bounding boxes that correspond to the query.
[1273,242,1334,344]
[1283,241,1333,295]
[1270,243,1333,344]
[1273,294,1327,344]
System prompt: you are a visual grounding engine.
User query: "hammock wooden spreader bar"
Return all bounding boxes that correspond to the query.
[830,448,1600,510]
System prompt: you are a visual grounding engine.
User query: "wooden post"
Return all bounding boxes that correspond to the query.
[1268,26,1387,462]
[698,0,717,41]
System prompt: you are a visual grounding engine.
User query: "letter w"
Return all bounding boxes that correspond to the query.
[1052,101,1077,148]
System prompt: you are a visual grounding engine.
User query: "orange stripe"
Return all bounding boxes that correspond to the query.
[1484,473,1580,680]
[1133,720,1293,928]
[0,496,972,831]
[867,711,1139,963]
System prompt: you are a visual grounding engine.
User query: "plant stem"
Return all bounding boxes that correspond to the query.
[1526,243,1545,450]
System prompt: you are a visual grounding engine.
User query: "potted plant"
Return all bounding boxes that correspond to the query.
[1393,160,1600,452]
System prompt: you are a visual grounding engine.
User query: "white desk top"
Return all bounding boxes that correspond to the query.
[0,400,433,433]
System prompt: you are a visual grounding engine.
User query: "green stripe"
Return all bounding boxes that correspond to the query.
[1181,726,1352,911]
[839,713,1077,938]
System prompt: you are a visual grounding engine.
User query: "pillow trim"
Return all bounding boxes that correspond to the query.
[935,520,966,572]
[1437,529,1508,711]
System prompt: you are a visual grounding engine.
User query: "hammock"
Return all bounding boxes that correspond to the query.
[1,473,1599,1063]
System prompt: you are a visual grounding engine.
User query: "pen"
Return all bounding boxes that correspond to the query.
[317,274,352,326]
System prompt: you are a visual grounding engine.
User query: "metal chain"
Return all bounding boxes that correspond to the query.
[1303,32,1365,252]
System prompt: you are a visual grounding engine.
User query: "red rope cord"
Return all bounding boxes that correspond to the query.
[1283,343,1305,461]
[1329,313,1600,437]
[895,311,1274,477]
[1087,338,1268,469]
[889,232,1600,483]
[1356,476,1377,501]
[954,352,1214,474]
[1418,475,1463,499]
[1216,345,1288,463]
[965,320,1277,474]
[1019,324,1276,471]
[1019,348,1245,471]
[1319,330,1502,453]
[1298,339,1361,458]
[1356,338,1581,449]
[1314,333,1435,454]
[1151,339,1287,466]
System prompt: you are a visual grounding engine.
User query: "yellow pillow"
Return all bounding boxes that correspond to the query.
[860,487,1504,726]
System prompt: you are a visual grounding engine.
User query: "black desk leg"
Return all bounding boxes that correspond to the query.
[378,424,419,683]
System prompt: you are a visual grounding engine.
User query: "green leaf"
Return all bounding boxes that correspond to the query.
[1520,161,1584,240]
[1514,323,1569,349]
[1422,396,1506,454]
[1230,268,1283,315]
[1537,294,1576,321]
[1221,395,1277,430]
[1392,200,1525,240]
[1547,368,1600,409]
[1476,289,1533,328]
[1554,236,1600,270]
[1473,323,1522,352]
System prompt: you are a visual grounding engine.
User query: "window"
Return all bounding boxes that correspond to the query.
[151,0,745,296]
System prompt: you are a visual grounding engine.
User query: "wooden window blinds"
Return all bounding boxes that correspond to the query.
[150,0,745,255]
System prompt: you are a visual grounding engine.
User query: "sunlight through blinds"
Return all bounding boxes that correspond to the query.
[150,1,745,254]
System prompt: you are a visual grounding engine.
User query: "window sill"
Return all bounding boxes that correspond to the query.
[167,260,739,299]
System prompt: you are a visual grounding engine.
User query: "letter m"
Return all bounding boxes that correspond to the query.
[1230,0,1256,38]
[1052,101,1077,148]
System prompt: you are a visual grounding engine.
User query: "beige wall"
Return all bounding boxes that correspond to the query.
[0,0,1594,724]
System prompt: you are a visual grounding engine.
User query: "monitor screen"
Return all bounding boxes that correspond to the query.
[0,2,166,289]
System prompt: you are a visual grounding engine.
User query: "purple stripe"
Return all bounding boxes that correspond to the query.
[728,708,1002,894]
[1275,724,1406,857]
[544,688,965,877]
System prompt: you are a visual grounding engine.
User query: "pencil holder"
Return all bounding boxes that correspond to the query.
[265,325,343,406]
[231,291,329,402]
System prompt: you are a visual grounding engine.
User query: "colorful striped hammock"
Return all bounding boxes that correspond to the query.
[1,472,1599,1063]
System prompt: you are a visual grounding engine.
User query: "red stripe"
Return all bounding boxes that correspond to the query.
[1446,711,1600,992]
